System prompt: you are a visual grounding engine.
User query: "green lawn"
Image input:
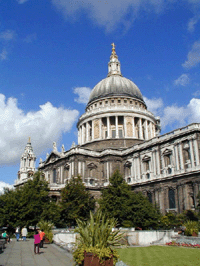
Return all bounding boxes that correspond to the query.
[117,246,200,266]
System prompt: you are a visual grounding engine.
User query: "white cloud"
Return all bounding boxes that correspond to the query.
[0,30,16,41]
[187,15,200,32]
[17,0,29,4]
[0,181,13,194]
[143,96,163,115]
[145,96,200,131]
[0,94,79,165]
[51,0,166,32]
[0,49,8,60]
[174,74,190,86]
[161,105,189,129]
[73,87,92,104]
[193,90,200,97]
[51,0,200,32]
[182,41,200,68]
[23,33,37,43]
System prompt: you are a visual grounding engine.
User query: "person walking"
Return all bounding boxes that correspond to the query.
[34,230,40,254]
[15,226,20,241]
[21,226,28,241]
[39,229,45,248]
[2,231,9,243]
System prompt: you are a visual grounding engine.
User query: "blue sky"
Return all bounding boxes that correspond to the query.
[1,0,200,190]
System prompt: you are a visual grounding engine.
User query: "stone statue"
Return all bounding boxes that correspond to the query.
[53,141,57,151]
[61,144,65,153]
[71,141,76,148]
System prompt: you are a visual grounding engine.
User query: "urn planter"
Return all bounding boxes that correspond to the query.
[84,252,113,266]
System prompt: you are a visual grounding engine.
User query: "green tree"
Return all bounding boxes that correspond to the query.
[99,170,161,229]
[0,171,59,231]
[59,176,96,227]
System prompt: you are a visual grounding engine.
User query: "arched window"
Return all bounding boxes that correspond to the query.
[169,188,176,209]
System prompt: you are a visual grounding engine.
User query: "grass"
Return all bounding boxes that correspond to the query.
[117,246,200,266]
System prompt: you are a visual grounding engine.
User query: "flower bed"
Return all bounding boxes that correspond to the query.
[166,241,200,248]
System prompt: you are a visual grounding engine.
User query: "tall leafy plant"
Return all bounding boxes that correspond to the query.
[73,210,123,265]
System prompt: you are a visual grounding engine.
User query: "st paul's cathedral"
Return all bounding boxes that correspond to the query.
[15,44,200,214]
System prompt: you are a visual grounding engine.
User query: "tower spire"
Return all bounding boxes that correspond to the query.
[108,43,121,76]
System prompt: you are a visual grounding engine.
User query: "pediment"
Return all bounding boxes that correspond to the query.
[45,152,61,164]
[87,162,97,169]
[142,155,151,162]
[124,161,132,167]
[163,149,172,155]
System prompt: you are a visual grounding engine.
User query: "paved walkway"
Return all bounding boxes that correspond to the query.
[0,239,74,266]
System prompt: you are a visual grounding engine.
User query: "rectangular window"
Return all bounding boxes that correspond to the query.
[105,131,108,138]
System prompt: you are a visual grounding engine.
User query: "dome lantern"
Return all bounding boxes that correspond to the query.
[108,43,122,77]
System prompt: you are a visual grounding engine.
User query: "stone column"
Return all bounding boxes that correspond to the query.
[71,161,74,177]
[78,161,81,174]
[193,139,200,166]
[60,166,63,184]
[184,184,189,210]
[152,150,157,177]
[83,124,86,144]
[159,188,165,214]
[156,149,160,175]
[106,161,109,181]
[132,117,135,138]
[115,116,119,138]
[124,116,127,138]
[174,144,180,171]
[82,162,85,179]
[92,120,94,140]
[145,120,148,140]
[107,117,110,138]
[99,118,102,139]
[179,143,184,170]
[131,158,134,178]
[139,118,143,139]
[80,126,82,145]
[86,122,89,142]
[137,156,141,179]
[82,125,84,144]
[149,122,152,139]
[133,157,137,180]
[69,163,71,179]
[189,139,195,168]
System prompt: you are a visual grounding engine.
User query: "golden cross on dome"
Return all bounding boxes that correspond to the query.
[111,43,115,50]
[28,137,31,143]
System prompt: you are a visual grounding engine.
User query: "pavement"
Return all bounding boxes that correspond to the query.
[0,239,74,266]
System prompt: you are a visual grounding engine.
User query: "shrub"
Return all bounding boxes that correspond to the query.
[37,220,54,243]
[184,221,199,236]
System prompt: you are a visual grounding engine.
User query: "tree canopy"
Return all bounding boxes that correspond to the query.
[59,176,96,227]
[0,171,59,231]
[99,170,161,229]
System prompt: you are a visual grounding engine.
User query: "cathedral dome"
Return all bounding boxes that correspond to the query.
[88,75,144,104]
[87,43,145,106]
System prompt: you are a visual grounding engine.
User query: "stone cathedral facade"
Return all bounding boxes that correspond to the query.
[16,45,200,214]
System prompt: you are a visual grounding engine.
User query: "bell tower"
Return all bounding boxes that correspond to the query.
[16,137,36,186]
